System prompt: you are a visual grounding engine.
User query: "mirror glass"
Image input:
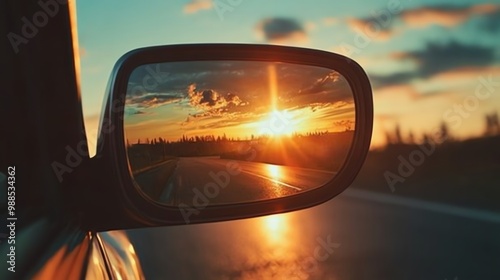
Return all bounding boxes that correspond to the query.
[124,61,355,206]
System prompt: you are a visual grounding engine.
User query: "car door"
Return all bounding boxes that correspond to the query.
[1,1,107,279]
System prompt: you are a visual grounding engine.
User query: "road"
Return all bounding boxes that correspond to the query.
[135,157,335,205]
[126,186,500,279]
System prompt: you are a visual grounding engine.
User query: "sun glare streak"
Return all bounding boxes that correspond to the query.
[268,64,278,110]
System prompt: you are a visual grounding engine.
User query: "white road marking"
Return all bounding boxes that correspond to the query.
[238,170,303,191]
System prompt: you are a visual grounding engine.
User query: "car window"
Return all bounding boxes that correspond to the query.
[77,1,500,278]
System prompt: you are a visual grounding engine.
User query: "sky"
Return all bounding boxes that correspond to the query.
[124,60,354,143]
[76,0,500,154]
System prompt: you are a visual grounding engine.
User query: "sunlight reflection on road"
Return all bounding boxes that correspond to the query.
[261,214,290,258]
[261,163,303,198]
[126,198,349,279]
[266,165,283,181]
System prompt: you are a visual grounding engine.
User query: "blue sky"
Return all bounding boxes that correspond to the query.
[76,0,500,154]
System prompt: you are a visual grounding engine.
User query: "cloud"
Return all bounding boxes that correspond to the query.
[346,17,396,41]
[322,17,338,26]
[397,40,496,77]
[370,40,497,88]
[125,107,148,116]
[370,72,415,89]
[194,113,263,130]
[427,66,500,83]
[298,72,342,95]
[187,84,245,115]
[478,10,500,32]
[400,4,499,28]
[255,18,307,43]
[183,0,213,14]
[126,93,183,109]
[344,3,500,41]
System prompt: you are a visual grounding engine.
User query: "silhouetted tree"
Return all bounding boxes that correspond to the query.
[438,121,450,143]
[422,133,431,145]
[394,124,402,144]
[485,112,500,136]
[408,131,415,144]
[385,130,394,146]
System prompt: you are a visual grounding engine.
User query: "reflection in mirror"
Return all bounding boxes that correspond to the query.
[124,61,355,206]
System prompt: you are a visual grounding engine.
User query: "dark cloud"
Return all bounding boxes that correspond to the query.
[369,72,416,89]
[345,3,500,40]
[126,93,183,108]
[346,17,395,41]
[286,72,353,110]
[478,10,500,32]
[187,85,246,115]
[403,41,495,76]
[400,4,499,28]
[200,90,219,106]
[124,107,148,117]
[255,18,307,42]
[128,61,268,98]
[371,40,497,88]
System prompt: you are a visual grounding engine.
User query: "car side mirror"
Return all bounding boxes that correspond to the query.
[90,44,372,231]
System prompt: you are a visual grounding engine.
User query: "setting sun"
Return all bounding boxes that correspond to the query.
[258,110,296,137]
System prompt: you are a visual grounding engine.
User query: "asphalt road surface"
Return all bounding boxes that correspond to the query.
[125,186,500,279]
[135,157,335,205]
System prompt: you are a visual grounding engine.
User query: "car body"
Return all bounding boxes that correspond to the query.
[1,1,144,278]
